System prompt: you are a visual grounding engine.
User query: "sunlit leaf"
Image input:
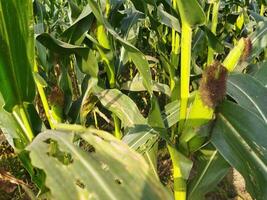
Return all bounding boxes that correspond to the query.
[27,129,172,200]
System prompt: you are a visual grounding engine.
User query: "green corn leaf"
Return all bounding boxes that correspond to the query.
[123,125,159,153]
[0,94,27,149]
[167,144,193,180]
[77,49,99,78]
[59,64,73,115]
[211,101,267,200]
[162,100,180,128]
[26,129,172,200]
[0,0,35,111]
[249,10,267,23]
[93,90,174,153]
[94,89,146,127]
[36,33,89,56]
[87,0,153,94]
[91,87,159,153]
[129,0,149,14]
[62,5,93,45]
[121,76,171,97]
[188,147,230,200]
[120,10,145,36]
[148,96,165,130]
[67,0,82,19]
[248,21,267,62]
[80,78,99,125]
[37,33,99,77]
[33,72,48,88]
[123,100,179,153]
[176,0,206,27]
[157,4,181,32]
[143,96,166,179]
[254,61,267,86]
[227,73,267,122]
[200,26,224,53]
[143,143,159,180]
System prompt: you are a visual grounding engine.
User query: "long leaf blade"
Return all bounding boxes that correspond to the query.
[188,148,230,200]
[0,0,35,111]
[211,101,267,200]
[227,73,267,122]
[27,129,172,200]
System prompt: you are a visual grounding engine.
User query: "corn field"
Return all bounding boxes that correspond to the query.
[0,0,267,199]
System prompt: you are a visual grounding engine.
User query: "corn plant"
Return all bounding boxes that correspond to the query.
[0,0,267,199]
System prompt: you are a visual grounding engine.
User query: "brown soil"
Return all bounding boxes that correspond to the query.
[0,132,33,200]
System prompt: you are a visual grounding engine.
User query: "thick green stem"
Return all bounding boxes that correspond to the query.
[207,0,220,65]
[34,62,55,129]
[179,23,192,132]
[37,85,55,129]
[168,145,187,200]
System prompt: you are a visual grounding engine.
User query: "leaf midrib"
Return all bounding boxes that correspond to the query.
[0,2,23,106]
[228,79,267,122]
[188,150,218,197]
[218,113,267,173]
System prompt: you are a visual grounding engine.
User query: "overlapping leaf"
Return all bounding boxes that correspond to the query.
[227,73,267,122]
[27,129,172,200]
[188,147,230,200]
[248,21,267,61]
[211,101,267,200]
[87,0,153,94]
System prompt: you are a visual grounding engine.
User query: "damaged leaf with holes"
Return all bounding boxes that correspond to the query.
[26,129,172,200]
